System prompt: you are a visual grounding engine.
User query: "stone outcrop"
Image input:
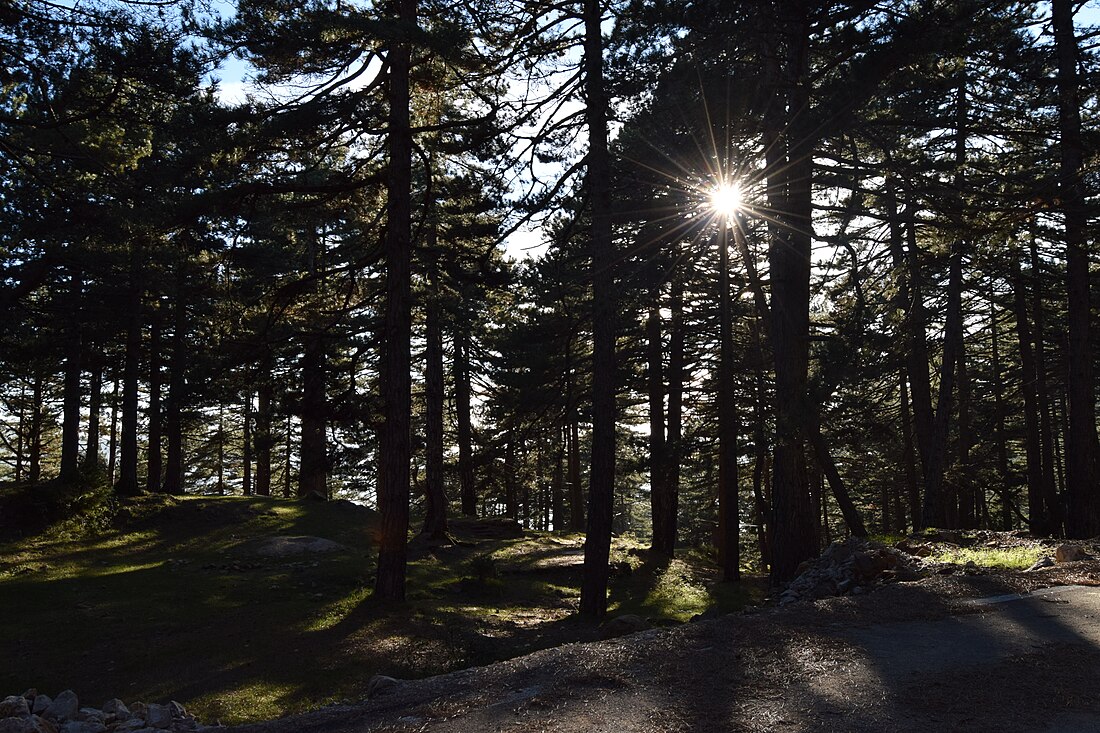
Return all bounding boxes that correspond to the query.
[0,690,218,733]
[780,538,924,605]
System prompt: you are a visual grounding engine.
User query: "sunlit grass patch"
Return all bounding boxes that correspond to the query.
[932,545,1044,569]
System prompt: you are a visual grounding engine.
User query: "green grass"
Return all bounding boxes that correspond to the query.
[931,545,1045,569]
[0,498,762,724]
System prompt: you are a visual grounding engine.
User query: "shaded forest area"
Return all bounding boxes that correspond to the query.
[2,0,1099,617]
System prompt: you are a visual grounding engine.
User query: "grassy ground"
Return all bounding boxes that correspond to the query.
[0,496,762,725]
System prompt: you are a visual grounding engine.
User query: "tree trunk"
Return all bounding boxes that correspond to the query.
[422,254,448,540]
[146,317,163,494]
[242,390,253,496]
[1030,229,1061,533]
[299,333,328,498]
[579,0,616,619]
[254,358,273,497]
[116,246,143,497]
[163,275,187,496]
[552,428,566,531]
[900,372,919,532]
[766,4,819,581]
[59,268,83,484]
[647,278,670,557]
[956,296,973,528]
[665,263,684,552]
[107,378,119,485]
[717,225,739,580]
[283,413,293,498]
[1013,257,1050,535]
[84,356,102,469]
[922,244,963,528]
[454,324,477,517]
[29,371,43,484]
[989,287,1013,531]
[1053,0,1099,538]
[568,416,583,530]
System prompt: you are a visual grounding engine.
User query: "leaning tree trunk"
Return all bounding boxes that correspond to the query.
[579,0,617,619]
[374,0,417,603]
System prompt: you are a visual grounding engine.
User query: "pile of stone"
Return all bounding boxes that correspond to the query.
[0,690,218,733]
[779,537,923,605]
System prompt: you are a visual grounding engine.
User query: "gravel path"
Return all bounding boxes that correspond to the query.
[230,565,1100,733]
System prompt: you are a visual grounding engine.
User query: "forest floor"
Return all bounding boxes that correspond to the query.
[0,494,759,725]
[4,493,1099,730]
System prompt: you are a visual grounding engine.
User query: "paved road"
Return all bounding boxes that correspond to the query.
[234,584,1100,733]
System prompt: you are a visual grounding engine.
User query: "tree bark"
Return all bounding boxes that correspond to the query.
[254,355,273,497]
[163,273,187,495]
[580,0,616,618]
[242,389,253,496]
[59,268,83,484]
[116,244,143,497]
[454,324,477,516]
[1029,228,1061,533]
[1053,0,1099,538]
[422,253,448,540]
[1013,257,1051,535]
[146,317,163,494]
[647,278,670,557]
[717,226,739,580]
[84,356,102,469]
[299,333,328,498]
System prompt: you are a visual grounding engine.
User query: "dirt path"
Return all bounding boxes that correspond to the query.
[230,570,1100,733]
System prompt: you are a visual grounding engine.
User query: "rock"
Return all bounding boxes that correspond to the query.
[129,703,147,722]
[0,719,31,733]
[1026,556,1056,572]
[0,697,29,718]
[599,614,651,639]
[144,704,172,729]
[894,566,923,582]
[690,608,721,623]
[59,722,105,733]
[366,676,400,699]
[20,692,36,703]
[167,703,186,720]
[76,711,102,725]
[896,540,934,557]
[30,698,50,717]
[44,692,79,722]
[112,721,146,732]
[1055,544,1089,563]
[101,700,129,721]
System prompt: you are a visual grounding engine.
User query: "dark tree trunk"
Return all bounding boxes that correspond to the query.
[505,437,519,519]
[956,298,974,528]
[242,391,253,496]
[146,317,163,494]
[647,278,670,557]
[717,226,739,581]
[29,371,43,484]
[373,0,416,603]
[299,333,328,498]
[751,319,771,568]
[116,247,143,497]
[989,287,1013,530]
[552,428,566,531]
[254,359,273,497]
[665,264,684,551]
[163,277,187,495]
[1029,229,1061,533]
[900,372,919,532]
[84,356,102,469]
[422,256,448,540]
[283,414,293,498]
[60,268,83,484]
[1053,0,1099,538]
[216,403,226,495]
[107,378,119,485]
[454,324,477,517]
[1013,258,1051,535]
[568,417,583,530]
[766,5,819,581]
[922,245,963,528]
[579,0,616,619]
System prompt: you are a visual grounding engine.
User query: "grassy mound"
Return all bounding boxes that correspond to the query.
[0,499,760,725]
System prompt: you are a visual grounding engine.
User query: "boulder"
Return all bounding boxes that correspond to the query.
[100,700,129,721]
[599,614,651,639]
[366,676,400,699]
[30,699,50,717]
[0,698,29,718]
[144,704,172,729]
[43,692,79,722]
[1055,544,1089,563]
[58,722,104,733]
[1,718,57,733]
[1026,556,1055,571]
[167,702,186,720]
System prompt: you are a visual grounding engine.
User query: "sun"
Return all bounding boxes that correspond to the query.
[708,182,743,220]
